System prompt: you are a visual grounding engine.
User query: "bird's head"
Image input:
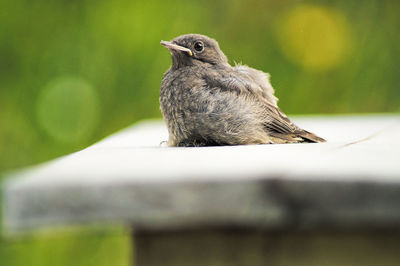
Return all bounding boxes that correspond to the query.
[161,34,228,69]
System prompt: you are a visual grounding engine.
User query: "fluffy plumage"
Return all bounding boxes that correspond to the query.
[160,34,325,146]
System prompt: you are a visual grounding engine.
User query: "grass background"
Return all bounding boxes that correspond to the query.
[1,0,399,265]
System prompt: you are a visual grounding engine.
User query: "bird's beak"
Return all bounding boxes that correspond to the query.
[161,41,193,56]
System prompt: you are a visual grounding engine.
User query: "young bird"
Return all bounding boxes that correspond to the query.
[160,34,326,147]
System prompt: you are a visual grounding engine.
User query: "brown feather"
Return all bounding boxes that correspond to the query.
[295,130,327,143]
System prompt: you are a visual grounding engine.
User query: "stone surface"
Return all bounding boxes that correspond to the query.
[3,114,400,232]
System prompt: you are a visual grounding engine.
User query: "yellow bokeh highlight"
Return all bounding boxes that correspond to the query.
[276,5,352,71]
[36,77,100,143]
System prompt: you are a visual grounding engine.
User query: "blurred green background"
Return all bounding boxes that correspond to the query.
[0,0,399,265]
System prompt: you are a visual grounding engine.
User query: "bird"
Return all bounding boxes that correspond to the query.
[160,34,326,147]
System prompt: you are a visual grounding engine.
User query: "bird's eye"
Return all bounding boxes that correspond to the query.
[194,41,204,52]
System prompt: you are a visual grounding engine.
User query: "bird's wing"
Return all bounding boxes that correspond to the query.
[203,67,325,143]
[204,71,295,132]
[233,64,278,106]
[262,103,326,143]
[262,103,298,133]
[204,65,278,106]
[232,67,325,142]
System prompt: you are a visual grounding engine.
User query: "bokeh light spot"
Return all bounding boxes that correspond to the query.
[36,77,100,143]
[276,5,352,71]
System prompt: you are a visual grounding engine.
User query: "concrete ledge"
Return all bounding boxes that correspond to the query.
[3,114,400,233]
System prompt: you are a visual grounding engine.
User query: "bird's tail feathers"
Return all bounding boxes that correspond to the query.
[296,130,326,143]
